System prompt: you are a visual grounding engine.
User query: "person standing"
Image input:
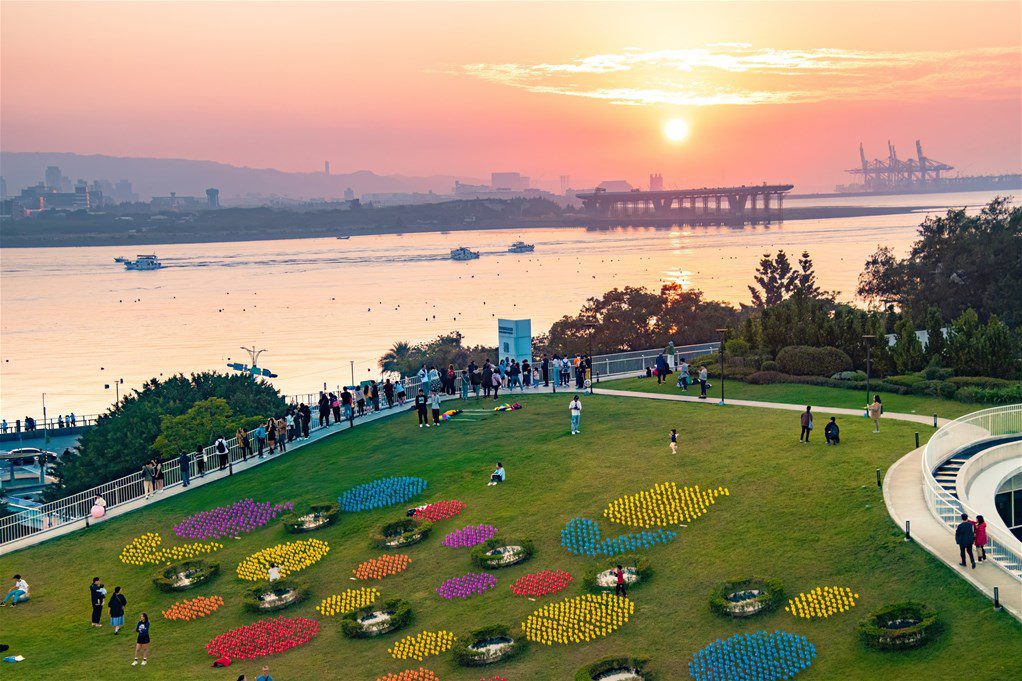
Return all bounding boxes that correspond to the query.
[678,357,690,390]
[237,426,253,460]
[90,577,105,627]
[331,392,342,423]
[371,380,381,411]
[491,371,501,401]
[868,397,882,433]
[569,395,582,435]
[215,436,229,470]
[541,354,550,387]
[974,514,988,562]
[256,665,274,681]
[357,386,368,416]
[131,612,151,666]
[522,359,532,389]
[655,353,668,384]
[430,391,442,425]
[141,461,155,499]
[1,574,28,606]
[384,379,395,409]
[470,368,482,398]
[177,450,191,488]
[799,406,813,443]
[265,419,277,454]
[276,417,287,452]
[317,391,329,427]
[255,422,267,457]
[285,411,295,442]
[698,365,708,399]
[153,458,165,493]
[665,340,676,371]
[614,565,627,597]
[460,369,470,399]
[415,388,429,428]
[482,361,493,398]
[195,445,206,477]
[299,402,312,438]
[956,513,976,569]
[509,360,522,391]
[108,586,127,634]
[339,386,352,423]
[428,365,441,394]
[669,429,677,455]
[396,380,407,407]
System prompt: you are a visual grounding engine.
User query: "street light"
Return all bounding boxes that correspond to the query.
[582,321,598,395]
[104,378,124,407]
[863,334,877,409]
[715,328,729,405]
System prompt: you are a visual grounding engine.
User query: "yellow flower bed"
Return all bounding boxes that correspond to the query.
[236,539,330,581]
[522,593,634,645]
[785,586,859,619]
[118,532,223,566]
[388,630,457,661]
[315,587,381,617]
[603,482,729,528]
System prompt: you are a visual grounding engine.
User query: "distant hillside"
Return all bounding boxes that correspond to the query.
[0,151,477,200]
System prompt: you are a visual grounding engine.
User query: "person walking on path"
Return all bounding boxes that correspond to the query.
[698,365,708,399]
[974,515,988,562]
[236,426,253,460]
[868,397,882,433]
[669,429,678,455]
[569,395,582,435]
[215,437,229,470]
[415,389,429,428]
[430,391,442,426]
[1,574,29,606]
[665,341,676,371]
[614,565,627,597]
[255,422,267,458]
[131,613,151,666]
[799,406,813,443]
[177,450,191,488]
[108,586,127,634]
[956,513,977,569]
[824,417,840,445]
[90,577,105,627]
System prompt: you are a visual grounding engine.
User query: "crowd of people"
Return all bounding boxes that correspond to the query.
[0,413,79,434]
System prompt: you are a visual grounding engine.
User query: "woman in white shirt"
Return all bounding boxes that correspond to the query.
[569,396,582,435]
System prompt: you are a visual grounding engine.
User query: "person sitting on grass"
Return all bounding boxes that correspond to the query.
[0,574,28,606]
[824,417,839,445]
[488,462,505,486]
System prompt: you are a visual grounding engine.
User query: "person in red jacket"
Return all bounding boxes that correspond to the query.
[614,565,626,597]
[974,514,988,562]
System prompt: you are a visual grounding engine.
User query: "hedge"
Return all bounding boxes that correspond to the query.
[955,385,1022,404]
[452,623,527,667]
[858,602,939,650]
[582,556,652,593]
[948,376,1018,389]
[152,560,220,592]
[708,578,784,619]
[243,578,309,613]
[340,598,412,639]
[370,518,432,549]
[471,539,535,570]
[776,345,852,376]
[282,503,340,534]
[575,656,654,681]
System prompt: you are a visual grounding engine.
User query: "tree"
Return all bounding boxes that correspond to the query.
[379,341,413,376]
[794,251,825,298]
[748,251,797,307]
[923,307,945,364]
[151,397,261,459]
[977,315,1019,379]
[943,308,983,376]
[892,318,925,374]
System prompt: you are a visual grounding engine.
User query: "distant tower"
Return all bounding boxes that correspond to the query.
[649,173,664,191]
[344,187,355,201]
[206,188,221,209]
[324,160,330,176]
[0,176,6,199]
[45,166,62,189]
[559,175,570,194]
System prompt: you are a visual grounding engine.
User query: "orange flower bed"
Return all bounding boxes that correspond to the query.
[353,554,412,581]
[377,669,439,681]
[162,595,224,621]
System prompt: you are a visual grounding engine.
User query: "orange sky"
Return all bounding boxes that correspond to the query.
[2,1,1020,191]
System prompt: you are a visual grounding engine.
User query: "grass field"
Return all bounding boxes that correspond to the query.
[1,393,1020,680]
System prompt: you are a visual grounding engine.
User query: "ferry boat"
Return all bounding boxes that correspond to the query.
[450,247,480,261]
[124,254,163,270]
[507,240,535,253]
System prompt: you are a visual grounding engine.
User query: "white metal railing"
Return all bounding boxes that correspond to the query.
[921,403,1022,581]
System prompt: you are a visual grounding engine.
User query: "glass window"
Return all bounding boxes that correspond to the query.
[995,492,1013,529]
[1014,490,1022,527]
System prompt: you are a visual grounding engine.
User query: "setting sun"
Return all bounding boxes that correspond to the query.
[664,118,690,142]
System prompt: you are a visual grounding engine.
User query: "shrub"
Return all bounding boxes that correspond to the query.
[340,598,412,638]
[909,380,957,399]
[884,374,926,388]
[761,360,779,372]
[746,371,793,385]
[725,338,751,357]
[709,578,784,619]
[922,365,954,381]
[955,385,1022,404]
[452,623,527,667]
[371,518,432,549]
[948,376,1018,389]
[282,503,340,534]
[471,539,535,569]
[776,346,852,376]
[152,560,220,592]
[575,656,653,681]
[243,579,309,613]
[831,371,867,381]
[858,602,938,650]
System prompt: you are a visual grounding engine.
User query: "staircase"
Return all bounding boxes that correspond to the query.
[930,434,1022,500]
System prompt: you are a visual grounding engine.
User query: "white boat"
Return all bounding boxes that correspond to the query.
[336,235,350,240]
[508,240,535,253]
[124,254,163,270]
[450,247,480,261]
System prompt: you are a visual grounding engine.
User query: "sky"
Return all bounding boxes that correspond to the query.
[2,1,1020,192]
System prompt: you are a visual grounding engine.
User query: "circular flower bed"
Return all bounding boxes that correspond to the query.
[603,482,729,528]
[709,578,784,619]
[153,560,220,592]
[522,593,634,645]
[244,579,310,613]
[341,598,413,639]
[174,499,294,539]
[785,586,858,620]
[353,554,412,580]
[453,624,527,667]
[436,572,497,600]
[858,602,939,650]
[282,503,340,534]
[689,631,816,680]
[511,570,574,599]
[575,656,652,681]
[236,539,330,581]
[372,518,433,549]
[412,500,466,522]
[316,587,381,617]
[560,517,676,557]
[583,557,652,594]
[471,539,534,569]
[162,595,224,621]
[388,630,457,661]
[377,669,439,681]
[119,532,223,565]
[442,524,498,548]
[340,476,428,512]
[205,616,319,660]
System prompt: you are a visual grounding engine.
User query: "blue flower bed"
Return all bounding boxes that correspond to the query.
[688,631,816,680]
[338,477,428,513]
[560,517,676,556]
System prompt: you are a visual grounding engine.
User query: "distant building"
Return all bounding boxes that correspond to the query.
[113,180,137,204]
[0,198,25,219]
[344,187,355,201]
[0,176,6,199]
[597,180,634,192]
[649,173,664,191]
[206,187,221,209]
[74,181,90,210]
[361,190,452,207]
[559,175,571,195]
[491,172,529,191]
[150,192,204,211]
[45,165,62,190]
[324,160,330,176]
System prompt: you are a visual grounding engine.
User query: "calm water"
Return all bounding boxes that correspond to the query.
[0,189,1008,419]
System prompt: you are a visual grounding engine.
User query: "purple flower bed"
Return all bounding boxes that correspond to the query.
[174,499,294,540]
[441,524,497,548]
[436,572,497,600]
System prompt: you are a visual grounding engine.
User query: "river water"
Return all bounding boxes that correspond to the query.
[0,190,1007,419]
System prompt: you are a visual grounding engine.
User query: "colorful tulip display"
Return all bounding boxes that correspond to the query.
[785,586,859,619]
[560,517,676,556]
[353,554,412,581]
[688,630,816,680]
[162,595,224,621]
[510,569,574,598]
[205,616,320,660]
[388,630,457,661]
[412,500,466,522]
[118,532,223,566]
[603,482,729,528]
[377,669,440,681]
[441,524,497,548]
[435,572,497,600]
[339,477,428,512]
[521,593,634,645]
[236,539,330,581]
[480,677,507,681]
[316,587,381,616]
[173,499,294,540]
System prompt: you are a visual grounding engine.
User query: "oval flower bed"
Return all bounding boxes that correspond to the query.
[236,539,330,581]
[412,499,466,522]
[372,518,433,549]
[341,598,413,638]
[471,539,533,569]
[340,476,428,512]
[709,578,784,619]
[511,570,574,599]
[560,517,676,557]
[119,532,223,566]
[205,616,320,660]
[522,593,634,645]
[575,656,652,681]
[442,524,497,548]
[244,579,310,613]
[162,595,224,621]
[689,631,816,681]
[603,482,729,528]
[858,602,939,650]
[153,560,220,592]
[583,557,652,594]
[282,503,340,534]
[316,587,381,617]
[174,499,294,539]
[353,554,412,581]
[785,586,858,620]
[436,572,497,600]
[453,624,527,667]
[388,630,457,661]
[377,669,439,681]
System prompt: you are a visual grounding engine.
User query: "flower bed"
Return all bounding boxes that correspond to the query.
[583,557,652,594]
[709,578,784,619]
[522,593,634,645]
[858,602,939,650]
[412,500,466,522]
[377,669,440,681]
[471,539,534,569]
[785,586,858,620]
[575,656,653,681]
[341,598,412,639]
[560,517,676,557]
[688,631,816,680]
[340,476,428,512]
[282,503,340,534]
[436,572,497,600]
[603,482,729,528]
[174,499,294,540]
[162,595,224,621]
[236,539,330,581]
[205,616,319,660]
[353,554,412,580]
[244,579,310,613]
[442,524,498,548]
[388,630,457,661]
[452,624,527,667]
[119,532,223,566]
[153,560,220,592]
[511,570,574,599]
[316,587,381,617]
[372,518,433,549]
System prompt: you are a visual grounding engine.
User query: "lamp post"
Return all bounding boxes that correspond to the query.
[105,378,124,407]
[41,393,48,443]
[863,334,877,408]
[715,328,729,405]
[582,321,598,395]
[350,361,355,388]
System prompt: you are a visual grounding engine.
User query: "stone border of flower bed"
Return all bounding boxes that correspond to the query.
[574,656,654,681]
[452,624,527,667]
[243,579,310,613]
[372,518,433,549]
[858,602,939,650]
[153,560,220,592]
[341,599,413,639]
[282,503,340,534]
[583,556,652,594]
[708,578,784,619]
[471,539,534,569]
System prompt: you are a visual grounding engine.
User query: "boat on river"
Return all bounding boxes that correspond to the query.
[124,254,163,270]
[507,240,535,253]
[450,247,480,261]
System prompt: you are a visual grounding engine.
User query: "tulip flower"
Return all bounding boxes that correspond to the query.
[316,587,380,616]
[388,630,457,661]
[412,500,466,522]
[353,554,411,581]
[785,586,858,620]
[435,572,496,600]
[174,499,294,540]
[602,482,729,528]
[237,539,330,581]
[511,570,574,598]
[205,617,319,660]
[688,630,816,680]
[119,532,223,565]
[522,593,633,645]
[339,476,428,513]
[441,524,497,548]
[377,669,440,681]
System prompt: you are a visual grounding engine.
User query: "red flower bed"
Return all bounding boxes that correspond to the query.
[413,500,466,523]
[205,616,319,660]
[377,669,440,681]
[510,569,574,598]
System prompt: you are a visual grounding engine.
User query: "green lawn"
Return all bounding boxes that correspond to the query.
[1,394,1019,680]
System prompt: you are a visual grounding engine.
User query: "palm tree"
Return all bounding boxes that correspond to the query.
[379,341,412,376]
